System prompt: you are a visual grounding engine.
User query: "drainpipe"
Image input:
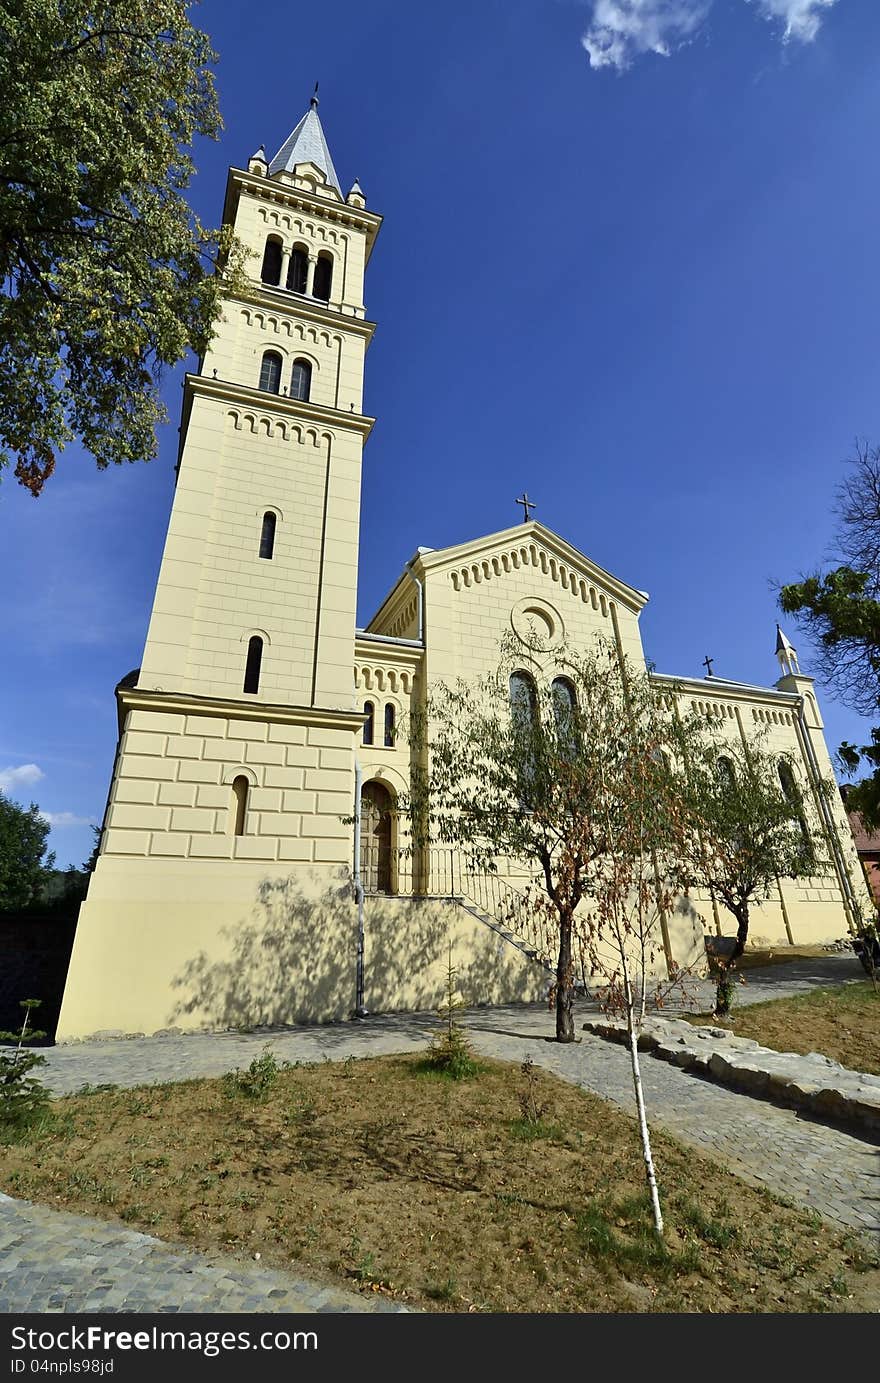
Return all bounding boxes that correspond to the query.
[403,559,424,644]
[353,757,368,1018]
[793,695,858,930]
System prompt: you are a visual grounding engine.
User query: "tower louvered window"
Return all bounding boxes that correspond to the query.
[313,253,332,301]
[261,238,282,286]
[287,248,308,294]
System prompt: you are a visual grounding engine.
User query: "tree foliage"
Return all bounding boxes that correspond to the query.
[0,0,246,495]
[0,793,55,910]
[407,636,692,1044]
[673,736,822,1014]
[779,441,880,826]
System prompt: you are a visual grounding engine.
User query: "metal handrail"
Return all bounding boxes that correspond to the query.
[361,844,558,969]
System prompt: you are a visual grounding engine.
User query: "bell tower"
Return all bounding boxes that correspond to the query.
[140,91,380,707]
[58,99,382,1040]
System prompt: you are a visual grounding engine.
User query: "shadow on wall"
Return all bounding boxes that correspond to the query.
[365,899,551,1014]
[170,874,359,1029]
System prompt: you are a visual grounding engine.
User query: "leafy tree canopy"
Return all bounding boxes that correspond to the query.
[779,442,880,827]
[673,736,822,1012]
[405,636,693,1042]
[0,792,55,910]
[0,0,245,495]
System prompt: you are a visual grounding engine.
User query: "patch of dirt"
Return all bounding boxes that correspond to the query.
[736,946,835,970]
[688,982,880,1075]
[1,1054,878,1313]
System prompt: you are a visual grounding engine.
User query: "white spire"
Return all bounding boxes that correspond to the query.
[775,623,800,677]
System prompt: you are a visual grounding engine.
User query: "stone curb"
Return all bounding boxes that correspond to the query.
[582,1017,880,1134]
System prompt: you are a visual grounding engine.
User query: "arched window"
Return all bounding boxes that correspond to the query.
[509,671,538,731]
[716,757,735,792]
[313,252,333,301]
[231,776,249,836]
[779,759,811,848]
[510,671,539,805]
[258,350,282,393]
[287,247,308,294]
[259,511,276,560]
[243,635,263,694]
[384,702,396,748]
[260,237,282,286]
[290,358,312,402]
[778,760,797,802]
[551,677,577,759]
[362,701,375,745]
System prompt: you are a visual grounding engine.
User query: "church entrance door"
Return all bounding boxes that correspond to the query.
[361,781,394,893]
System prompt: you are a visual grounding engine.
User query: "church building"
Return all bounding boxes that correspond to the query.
[57,101,869,1041]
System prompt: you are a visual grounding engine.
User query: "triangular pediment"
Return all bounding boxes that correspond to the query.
[416,522,649,614]
[363,522,648,639]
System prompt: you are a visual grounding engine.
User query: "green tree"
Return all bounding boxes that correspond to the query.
[779,441,880,826]
[406,636,690,1045]
[0,793,55,910]
[674,737,822,1016]
[0,0,246,495]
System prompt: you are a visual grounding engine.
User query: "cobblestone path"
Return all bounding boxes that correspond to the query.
[0,1194,405,1314]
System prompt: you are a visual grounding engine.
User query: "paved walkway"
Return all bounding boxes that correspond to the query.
[0,1194,405,1315]
[2,954,877,1313]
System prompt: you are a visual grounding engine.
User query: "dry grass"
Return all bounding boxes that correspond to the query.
[687,982,880,1075]
[1,1053,877,1313]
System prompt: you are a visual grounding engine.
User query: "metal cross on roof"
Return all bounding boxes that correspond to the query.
[703,655,715,677]
[516,493,536,522]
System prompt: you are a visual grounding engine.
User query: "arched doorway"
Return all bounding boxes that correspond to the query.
[361,780,394,893]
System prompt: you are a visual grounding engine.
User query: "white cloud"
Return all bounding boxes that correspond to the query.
[748,0,838,43]
[0,763,45,794]
[581,0,841,70]
[582,0,710,70]
[39,811,97,829]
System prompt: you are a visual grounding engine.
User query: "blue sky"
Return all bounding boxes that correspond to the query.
[2,0,879,867]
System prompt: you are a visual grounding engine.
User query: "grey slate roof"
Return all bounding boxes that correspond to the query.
[268,106,341,192]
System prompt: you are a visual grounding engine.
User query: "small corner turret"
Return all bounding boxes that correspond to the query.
[775,623,801,679]
[248,144,268,176]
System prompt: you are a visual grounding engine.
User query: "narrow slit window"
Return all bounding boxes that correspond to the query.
[244,636,263,694]
[363,701,375,746]
[260,238,282,286]
[231,776,249,836]
[290,358,312,402]
[384,703,396,747]
[258,350,282,394]
[259,511,276,560]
